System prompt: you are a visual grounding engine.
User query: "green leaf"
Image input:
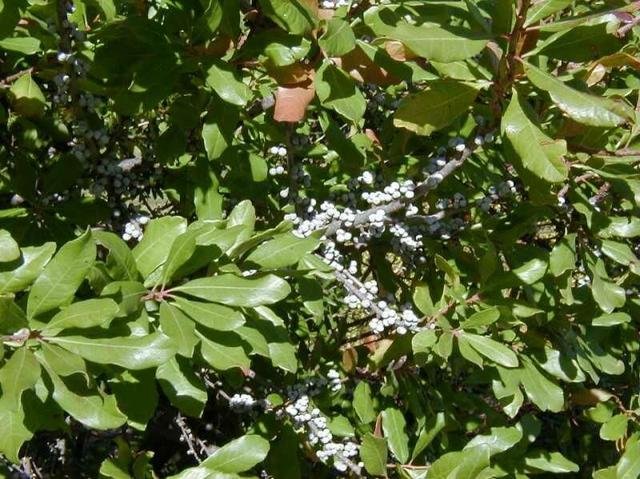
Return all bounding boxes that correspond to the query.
[525,450,579,473]
[9,71,46,117]
[600,240,639,267]
[427,445,490,479]
[27,230,96,319]
[592,274,626,314]
[202,105,238,161]
[461,332,519,368]
[0,348,40,409]
[36,342,89,383]
[315,62,366,122]
[109,369,158,431]
[160,231,197,287]
[462,308,500,330]
[172,274,291,307]
[49,332,177,370]
[386,23,488,62]
[159,302,199,358]
[227,200,256,232]
[502,89,568,183]
[0,37,40,54]
[353,382,376,424]
[525,63,628,128]
[40,298,119,336]
[600,414,629,441]
[206,61,252,106]
[318,18,356,57]
[412,329,437,358]
[617,438,640,479]
[172,296,245,331]
[258,0,316,35]
[0,230,19,262]
[245,233,319,269]
[42,363,126,430]
[0,407,32,463]
[0,298,27,334]
[197,330,250,370]
[520,357,564,412]
[261,32,311,66]
[382,407,410,463]
[360,433,388,476]
[132,216,187,278]
[524,0,573,27]
[465,426,522,456]
[94,231,140,281]
[393,80,478,136]
[157,357,208,418]
[0,242,55,293]
[201,434,269,473]
[550,234,576,277]
[592,312,631,327]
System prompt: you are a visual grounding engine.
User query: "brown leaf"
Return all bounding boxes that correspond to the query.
[318,8,335,20]
[338,46,400,86]
[384,40,416,61]
[274,81,315,122]
[267,62,313,85]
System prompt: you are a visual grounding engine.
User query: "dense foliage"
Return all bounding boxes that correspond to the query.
[2,0,640,477]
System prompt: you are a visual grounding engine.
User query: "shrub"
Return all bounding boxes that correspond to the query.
[1,0,640,477]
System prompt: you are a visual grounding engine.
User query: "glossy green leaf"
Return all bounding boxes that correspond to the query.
[259,0,316,35]
[160,230,198,286]
[600,414,628,441]
[318,18,356,56]
[617,438,640,479]
[387,23,488,62]
[382,407,410,463]
[172,296,245,331]
[427,445,490,479]
[525,63,629,127]
[9,71,46,117]
[394,80,478,136]
[0,348,40,409]
[461,332,519,368]
[0,407,32,463]
[353,382,376,424]
[520,357,564,412]
[49,332,177,370]
[360,433,388,476]
[94,231,140,281]
[462,308,500,330]
[159,302,199,357]
[0,230,19,262]
[0,242,55,293]
[201,434,269,473]
[550,234,576,277]
[27,230,96,319]
[524,450,579,473]
[524,0,573,27]
[41,298,119,336]
[245,233,319,269]
[502,89,568,183]
[43,363,126,430]
[132,216,187,278]
[592,274,626,314]
[315,61,366,122]
[464,426,522,455]
[172,274,291,307]
[197,331,250,370]
[157,357,208,418]
[36,342,89,383]
[206,61,252,106]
